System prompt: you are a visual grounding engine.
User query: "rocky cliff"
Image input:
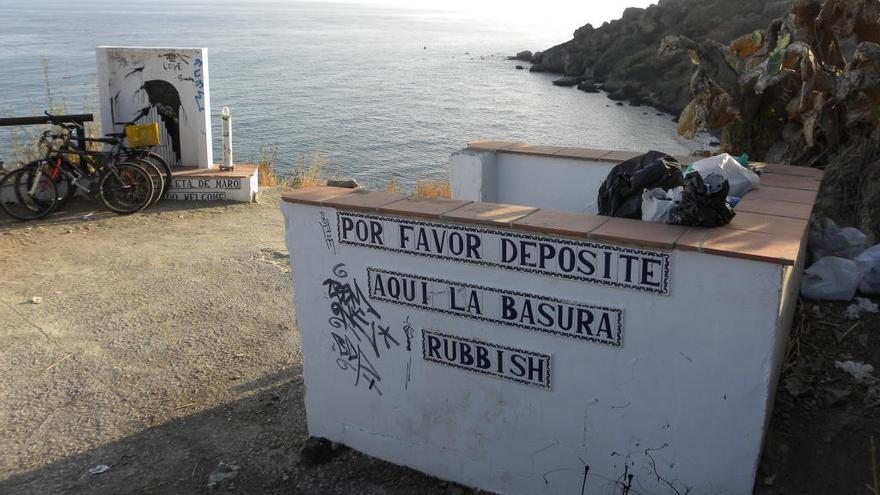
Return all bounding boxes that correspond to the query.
[523,0,790,114]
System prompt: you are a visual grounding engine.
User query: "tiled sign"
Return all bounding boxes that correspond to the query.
[422,329,552,389]
[368,268,622,347]
[338,211,670,294]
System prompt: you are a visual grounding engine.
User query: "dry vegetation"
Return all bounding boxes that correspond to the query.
[260,149,450,197]
[413,179,451,198]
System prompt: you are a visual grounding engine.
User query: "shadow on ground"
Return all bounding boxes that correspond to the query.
[0,196,235,231]
[0,367,460,495]
[1,368,304,495]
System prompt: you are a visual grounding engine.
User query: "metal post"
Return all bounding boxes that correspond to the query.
[220,105,233,171]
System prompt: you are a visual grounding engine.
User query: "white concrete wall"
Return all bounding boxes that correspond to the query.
[450,150,614,212]
[282,202,788,495]
[97,47,213,168]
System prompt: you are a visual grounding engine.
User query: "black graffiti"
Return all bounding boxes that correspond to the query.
[319,212,336,254]
[323,263,402,395]
[159,52,191,64]
[403,316,415,352]
[324,272,397,359]
[330,332,382,395]
[124,66,145,78]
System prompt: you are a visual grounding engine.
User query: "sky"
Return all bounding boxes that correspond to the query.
[326,0,659,40]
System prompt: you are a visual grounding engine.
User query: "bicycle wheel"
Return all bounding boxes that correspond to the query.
[144,152,172,190]
[98,162,154,215]
[129,158,165,206]
[22,159,75,210]
[0,167,59,221]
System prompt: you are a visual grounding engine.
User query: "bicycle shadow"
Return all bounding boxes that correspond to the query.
[0,196,239,232]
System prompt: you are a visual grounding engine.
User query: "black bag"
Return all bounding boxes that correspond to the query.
[670,172,736,227]
[597,151,684,219]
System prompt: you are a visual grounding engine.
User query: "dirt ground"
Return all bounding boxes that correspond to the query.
[0,189,877,494]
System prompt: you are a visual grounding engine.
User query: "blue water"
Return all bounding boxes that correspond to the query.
[0,0,701,188]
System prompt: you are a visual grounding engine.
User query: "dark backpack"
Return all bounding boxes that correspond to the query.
[597,151,684,219]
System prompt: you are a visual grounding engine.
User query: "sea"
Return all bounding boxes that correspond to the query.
[0,0,704,188]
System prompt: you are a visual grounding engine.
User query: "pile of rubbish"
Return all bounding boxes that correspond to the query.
[596,151,760,227]
[801,220,880,301]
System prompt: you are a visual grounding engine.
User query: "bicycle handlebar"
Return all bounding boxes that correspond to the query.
[69,135,120,144]
[44,111,84,131]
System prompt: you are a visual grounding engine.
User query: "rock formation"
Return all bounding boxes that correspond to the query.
[522,0,790,113]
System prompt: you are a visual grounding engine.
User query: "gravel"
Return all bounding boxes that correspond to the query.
[0,190,471,495]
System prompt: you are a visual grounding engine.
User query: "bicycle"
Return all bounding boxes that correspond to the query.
[0,121,155,220]
[41,113,166,208]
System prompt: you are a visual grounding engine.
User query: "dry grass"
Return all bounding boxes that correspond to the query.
[292,153,330,188]
[257,147,333,189]
[385,176,399,193]
[413,178,451,198]
[257,146,284,187]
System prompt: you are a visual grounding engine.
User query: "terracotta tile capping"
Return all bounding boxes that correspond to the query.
[700,237,800,265]
[281,186,356,206]
[378,196,472,219]
[590,217,690,249]
[552,147,615,161]
[497,144,567,157]
[676,227,801,265]
[743,185,818,205]
[736,196,815,220]
[466,140,521,152]
[725,212,808,237]
[323,189,409,211]
[755,162,825,179]
[510,209,608,238]
[758,171,823,191]
[440,202,538,227]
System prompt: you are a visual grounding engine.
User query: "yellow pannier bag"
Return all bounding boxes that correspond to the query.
[124,123,160,148]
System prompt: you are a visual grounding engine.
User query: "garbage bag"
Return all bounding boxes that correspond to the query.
[597,151,684,219]
[808,218,869,260]
[641,187,679,223]
[669,172,735,227]
[800,257,863,301]
[688,153,761,198]
[855,244,880,295]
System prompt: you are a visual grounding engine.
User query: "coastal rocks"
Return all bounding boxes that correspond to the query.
[551,75,585,87]
[577,80,600,93]
[326,178,359,189]
[507,50,533,62]
[524,0,788,114]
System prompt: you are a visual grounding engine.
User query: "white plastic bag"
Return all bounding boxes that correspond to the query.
[855,244,880,294]
[808,218,869,260]
[688,153,761,198]
[800,256,863,301]
[641,187,679,223]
